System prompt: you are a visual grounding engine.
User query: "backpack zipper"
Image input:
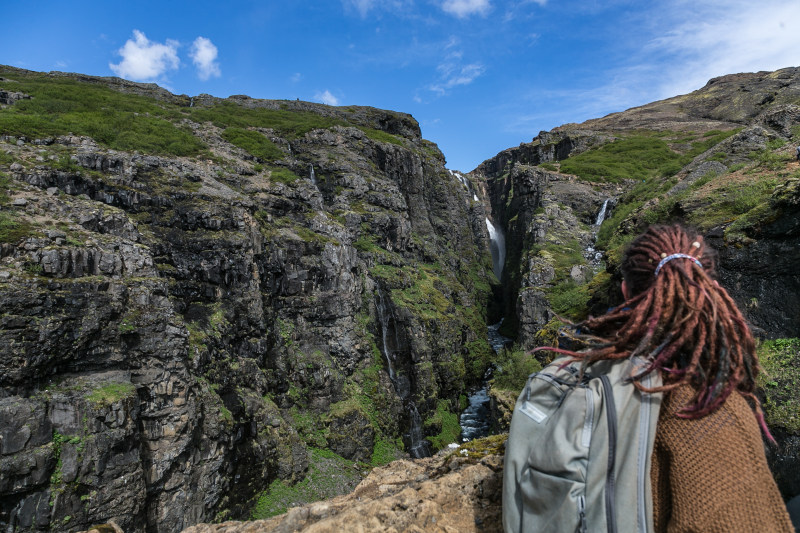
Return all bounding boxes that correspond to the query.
[600,374,618,533]
[578,494,588,533]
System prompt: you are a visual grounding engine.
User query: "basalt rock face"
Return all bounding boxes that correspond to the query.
[471,161,617,348]
[0,67,494,532]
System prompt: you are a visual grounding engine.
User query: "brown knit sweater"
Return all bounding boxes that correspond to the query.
[650,384,793,532]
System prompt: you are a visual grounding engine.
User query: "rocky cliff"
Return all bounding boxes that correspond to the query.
[2,64,800,533]
[0,66,495,532]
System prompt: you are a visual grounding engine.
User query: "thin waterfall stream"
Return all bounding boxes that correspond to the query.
[585,198,612,264]
[375,289,431,458]
[485,218,506,281]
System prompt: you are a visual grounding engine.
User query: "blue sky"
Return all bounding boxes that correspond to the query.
[2,0,799,171]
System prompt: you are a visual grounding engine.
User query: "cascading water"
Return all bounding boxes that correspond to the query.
[459,320,512,442]
[407,404,430,458]
[594,198,610,226]
[375,289,431,458]
[485,218,506,280]
[309,164,317,186]
[585,198,612,263]
[376,289,397,382]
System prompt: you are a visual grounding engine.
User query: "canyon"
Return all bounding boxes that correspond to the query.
[0,65,799,532]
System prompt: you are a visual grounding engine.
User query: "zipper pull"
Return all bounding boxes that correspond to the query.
[578,494,587,533]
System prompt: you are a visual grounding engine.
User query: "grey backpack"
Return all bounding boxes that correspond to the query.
[502,356,662,533]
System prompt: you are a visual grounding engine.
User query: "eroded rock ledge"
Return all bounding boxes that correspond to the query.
[180,437,505,533]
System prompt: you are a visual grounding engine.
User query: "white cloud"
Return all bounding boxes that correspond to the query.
[508,0,800,130]
[290,72,303,83]
[643,0,800,99]
[441,0,491,18]
[109,30,179,81]
[190,37,221,80]
[315,90,340,105]
[342,0,414,17]
[429,40,485,95]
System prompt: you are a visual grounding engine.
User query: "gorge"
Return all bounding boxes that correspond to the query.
[1,65,799,532]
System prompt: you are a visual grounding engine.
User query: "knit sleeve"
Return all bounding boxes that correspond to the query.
[650,385,793,533]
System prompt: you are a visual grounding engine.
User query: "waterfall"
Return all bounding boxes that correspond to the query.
[376,289,396,382]
[189,96,194,108]
[594,198,610,226]
[485,218,506,280]
[375,289,431,458]
[309,165,317,186]
[407,404,431,458]
[586,198,612,263]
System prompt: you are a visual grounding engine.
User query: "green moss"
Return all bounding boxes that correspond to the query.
[86,382,136,407]
[757,338,800,434]
[371,437,404,466]
[491,345,543,392]
[424,399,461,451]
[445,434,507,461]
[546,280,591,320]
[250,448,361,519]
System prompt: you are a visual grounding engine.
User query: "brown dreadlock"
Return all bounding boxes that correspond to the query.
[551,224,770,438]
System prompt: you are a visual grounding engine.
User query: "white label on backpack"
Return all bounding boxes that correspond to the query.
[519,401,548,423]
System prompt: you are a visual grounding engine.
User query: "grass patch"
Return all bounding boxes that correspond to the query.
[560,130,739,183]
[424,399,461,451]
[190,102,346,138]
[757,338,800,434]
[0,72,205,156]
[86,382,137,407]
[221,127,283,162]
[0,211,33,244]
[360,128,404,146]
[269,167,300,185]
[250,448,362,519]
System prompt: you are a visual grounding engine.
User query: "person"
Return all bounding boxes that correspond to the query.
[796,145,800,161]
[554,224,793,532]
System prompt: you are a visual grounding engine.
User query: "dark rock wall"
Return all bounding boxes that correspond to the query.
[0,85,493,532]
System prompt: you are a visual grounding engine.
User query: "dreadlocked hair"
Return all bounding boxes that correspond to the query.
[551,224,771,439]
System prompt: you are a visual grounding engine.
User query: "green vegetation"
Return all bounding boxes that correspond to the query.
[250,448,362,519]
[0,72,205,156]
[687,177,780,232]
[424,399,462,450]
[757,338,800,434]
[269,167,300,185]
[86,382,137,407]
[748,148,793,171]
[361,128,404,146]
[560,130,739,183]
[491,345,543,392]
[221,127,283,162]
[0,211,33,244]
[189,102,346,138]
[546,281,591,319]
